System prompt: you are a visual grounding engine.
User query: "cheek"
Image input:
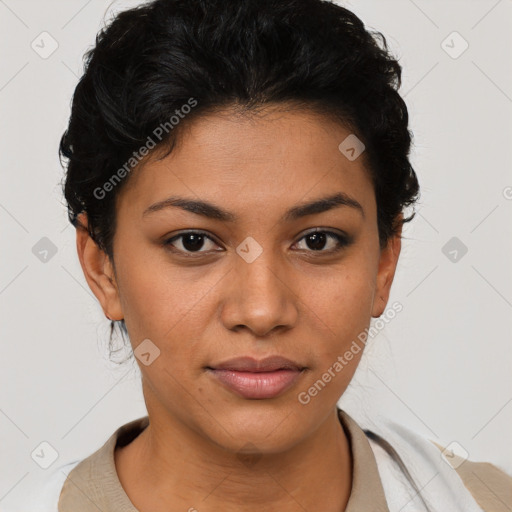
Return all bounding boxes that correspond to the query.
[117,261,212,403]
[115,252,219,357]
[302,262,376,362]
[296,270,375,404]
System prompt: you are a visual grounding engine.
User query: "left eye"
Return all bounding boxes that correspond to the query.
[163,230,350,255]
[294,230,350,253]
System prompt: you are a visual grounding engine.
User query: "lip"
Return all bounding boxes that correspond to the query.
[209,355,304,372]
[206,356,306,399]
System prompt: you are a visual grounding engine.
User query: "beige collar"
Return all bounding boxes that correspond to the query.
[58,408,389,511]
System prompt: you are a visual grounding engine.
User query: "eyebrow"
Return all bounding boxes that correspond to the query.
[142,192,365,222]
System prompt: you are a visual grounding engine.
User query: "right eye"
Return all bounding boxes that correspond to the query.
[163,230,223,256]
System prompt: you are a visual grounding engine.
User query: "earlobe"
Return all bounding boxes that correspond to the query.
[75,213,124,321]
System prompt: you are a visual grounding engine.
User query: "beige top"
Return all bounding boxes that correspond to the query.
[57,408,512,511]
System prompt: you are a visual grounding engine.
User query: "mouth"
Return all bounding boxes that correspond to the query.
[205,356,306,400]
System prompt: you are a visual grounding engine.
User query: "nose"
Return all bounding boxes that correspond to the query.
[220,246,299,338]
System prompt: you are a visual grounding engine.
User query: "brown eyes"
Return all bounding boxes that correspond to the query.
[294,230,350,252]
[163,229,352,258]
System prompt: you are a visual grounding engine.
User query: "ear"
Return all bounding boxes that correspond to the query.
[371,215,403,318]
[75,213,124,321]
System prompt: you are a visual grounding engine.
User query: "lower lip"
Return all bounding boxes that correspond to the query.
[207,368,303,399]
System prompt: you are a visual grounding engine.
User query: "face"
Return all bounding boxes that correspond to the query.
[77,106,401,454]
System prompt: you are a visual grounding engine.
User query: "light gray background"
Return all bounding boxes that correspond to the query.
[1,0,511,506]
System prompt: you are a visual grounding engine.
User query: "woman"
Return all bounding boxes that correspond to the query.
[19,0,512,510]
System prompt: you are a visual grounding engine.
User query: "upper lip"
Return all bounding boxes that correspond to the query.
[208,356,304,372]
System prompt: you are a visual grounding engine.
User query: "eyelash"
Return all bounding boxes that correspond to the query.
[163,229,351,257]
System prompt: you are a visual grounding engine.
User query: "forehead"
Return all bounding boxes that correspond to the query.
[116,106,376,224]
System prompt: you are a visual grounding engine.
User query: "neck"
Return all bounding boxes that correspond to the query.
[115,406,352,512]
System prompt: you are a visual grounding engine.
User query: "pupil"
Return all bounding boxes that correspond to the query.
[307,232,326,250]
[183,233,204,251]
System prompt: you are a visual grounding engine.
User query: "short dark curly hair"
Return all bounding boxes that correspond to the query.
[60,0,420,357]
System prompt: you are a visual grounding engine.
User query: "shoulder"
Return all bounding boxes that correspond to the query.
[431,440,512,512]
[361,413,512,512]
[6,417,148,512]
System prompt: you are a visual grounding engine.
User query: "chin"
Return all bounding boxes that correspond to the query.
[196,400,307,453]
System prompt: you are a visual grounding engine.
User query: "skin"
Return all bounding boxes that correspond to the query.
[76,105,402,512]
